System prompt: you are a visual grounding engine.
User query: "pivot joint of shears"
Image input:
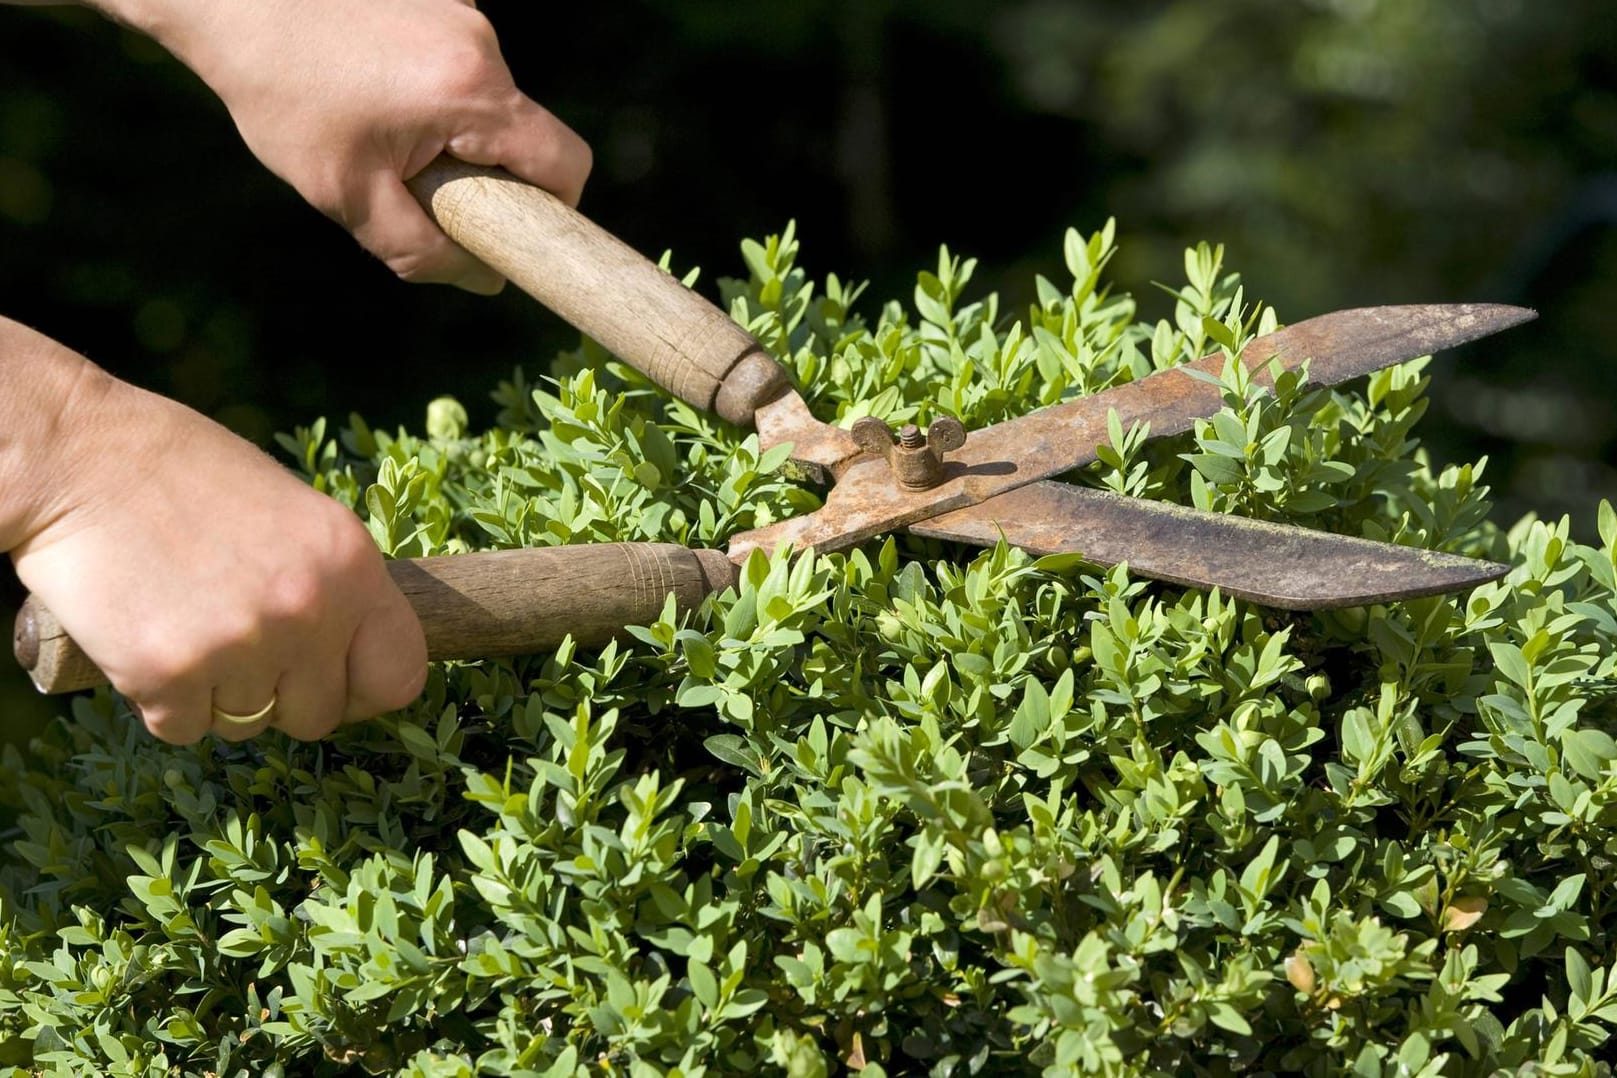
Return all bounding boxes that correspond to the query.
[850,416,967,490]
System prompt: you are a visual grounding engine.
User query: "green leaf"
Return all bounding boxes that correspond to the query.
[1548,874,1587,912]
[396,721,439,760]
[1010,680,1050,749]
[688,959,719,1011]
[215,928,265,958]
[912,828,946,890]
[1381,890,1424,919]
[1567,947,1593,1003]
[1240,836,1282,901]
[1488,641,1532,691]
[1563,728,1617,782]
[1208,1002,1252,1035]
[705,734,764,777]
[682,635,718,680]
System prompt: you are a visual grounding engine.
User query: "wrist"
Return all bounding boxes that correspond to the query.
[76,0,182,33]
[77,0,233,73]
[0,319,119,555]
[73,0,165,33]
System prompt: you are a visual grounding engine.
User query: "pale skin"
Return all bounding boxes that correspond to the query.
[1,0,592,743]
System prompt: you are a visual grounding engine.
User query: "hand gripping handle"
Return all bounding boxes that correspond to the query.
[406,158,789,426]
[13,544,740,694]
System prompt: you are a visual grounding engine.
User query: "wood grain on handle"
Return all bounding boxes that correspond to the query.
[14,544,740,694]
[407,158,789,426]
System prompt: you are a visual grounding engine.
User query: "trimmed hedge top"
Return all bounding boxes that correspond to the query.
[3,224,1616,1076]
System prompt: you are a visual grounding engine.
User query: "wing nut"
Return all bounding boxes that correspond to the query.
[850,416,967,490]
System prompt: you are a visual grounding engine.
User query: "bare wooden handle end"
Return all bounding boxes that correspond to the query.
[14,544,741,695]
[14,598,103,695]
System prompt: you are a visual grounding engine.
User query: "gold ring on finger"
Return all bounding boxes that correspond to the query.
[211,694,277,726]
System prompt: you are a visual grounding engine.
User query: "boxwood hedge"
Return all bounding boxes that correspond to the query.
[2,223,1615,1076]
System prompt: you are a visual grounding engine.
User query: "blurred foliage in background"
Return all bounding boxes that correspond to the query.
[1,0,1615,731]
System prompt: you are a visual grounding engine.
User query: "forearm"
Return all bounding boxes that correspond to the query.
[1,0,189,25]
[4,0,266,90]
[0,318,114,555]
[5,0,222,72]
[0,0,174,29]
[10,0,590,294]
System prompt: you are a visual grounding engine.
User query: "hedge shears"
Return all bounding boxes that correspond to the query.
[15,160,1535,693]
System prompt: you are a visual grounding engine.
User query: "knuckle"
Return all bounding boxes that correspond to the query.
[425,31,502,101]
[216,597,275,651]
[115,649,204,700]
[326,511,386,573]
[382,248,427,281]
[126,702,206,746]
[556,138,594,199]
[531,124,592,205]
[265,514,378,624]
[387,255,439,285]
[263,564,326,625]
[296,165,358,228]
[384,244,463,286]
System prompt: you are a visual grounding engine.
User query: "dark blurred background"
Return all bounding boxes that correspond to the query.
[3,0,1615,735]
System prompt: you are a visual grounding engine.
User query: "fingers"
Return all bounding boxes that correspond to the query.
[123,636,320,744]
[266,647,349,741]
[210,0,590,292]
[126,665,279,746]
[351,174,506,294]
[132,680,214,747]
[445,97,594,207]
[225,558,426,740]
[127,613,425,745]
[208,676,282,742]
[111,557,427,746]
[344,591,430,723]
[363,99,592,292]
[12,374,431,749]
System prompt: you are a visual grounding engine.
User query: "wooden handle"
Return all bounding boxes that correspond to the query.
[407,158,789,426]
[13,544,740,694]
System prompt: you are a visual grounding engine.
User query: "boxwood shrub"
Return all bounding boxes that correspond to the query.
[3,223,1616,1077]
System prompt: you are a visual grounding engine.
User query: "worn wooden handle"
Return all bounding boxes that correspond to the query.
[13,544,740,694]
[407,158,789,426]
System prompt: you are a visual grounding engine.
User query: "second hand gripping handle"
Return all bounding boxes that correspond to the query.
[407,158,789,426]
[14,544,740,695]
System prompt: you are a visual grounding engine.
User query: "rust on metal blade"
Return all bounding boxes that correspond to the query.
[912,482,1510,608]
[730,303,1535,559]
[1242,303,1536,387]
[753,390,864,486]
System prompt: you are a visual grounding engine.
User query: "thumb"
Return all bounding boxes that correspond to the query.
[343,583,429,722]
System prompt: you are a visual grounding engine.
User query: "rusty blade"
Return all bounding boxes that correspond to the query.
[910,482,1508,608]
[729,303,1535,558]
